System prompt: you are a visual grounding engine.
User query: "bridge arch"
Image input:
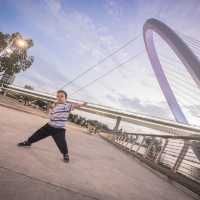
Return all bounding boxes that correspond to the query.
[143,18,200,124]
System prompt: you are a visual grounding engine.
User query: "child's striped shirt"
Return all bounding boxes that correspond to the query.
[48,102,73,129]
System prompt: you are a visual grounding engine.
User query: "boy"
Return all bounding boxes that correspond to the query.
[18,90,87,162]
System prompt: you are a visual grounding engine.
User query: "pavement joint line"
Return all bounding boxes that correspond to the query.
[0,165,100,200]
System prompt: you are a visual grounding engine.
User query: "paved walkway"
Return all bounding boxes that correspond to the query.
[0,95,48,118]
[0,105,197,200]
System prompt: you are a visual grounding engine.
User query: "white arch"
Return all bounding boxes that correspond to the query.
[143,18,200,124]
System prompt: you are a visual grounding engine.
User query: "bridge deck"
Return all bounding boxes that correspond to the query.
[0,105,196,200]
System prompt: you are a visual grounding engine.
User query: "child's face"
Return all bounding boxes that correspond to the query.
[56,92,66,103]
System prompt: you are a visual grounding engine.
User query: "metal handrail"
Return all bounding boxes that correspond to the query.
[100,131,200,195]
[108,131,200,141]
[2,84,200,135]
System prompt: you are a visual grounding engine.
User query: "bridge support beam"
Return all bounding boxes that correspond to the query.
[113,116,121,131]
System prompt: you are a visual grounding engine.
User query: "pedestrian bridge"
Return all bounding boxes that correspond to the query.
[0,105,199,200]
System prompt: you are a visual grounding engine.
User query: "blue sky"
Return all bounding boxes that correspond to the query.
[1,0,200,125]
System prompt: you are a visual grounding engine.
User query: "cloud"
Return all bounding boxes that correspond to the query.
[105,94,118,102]
[185,105,200,117]
[117,93,173,119]
[104,0,121,21]
[44,0,61,15]
[11,0,146,101]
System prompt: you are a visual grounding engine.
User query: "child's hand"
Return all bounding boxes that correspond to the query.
[82,102,87,106]
[49,102,55,109]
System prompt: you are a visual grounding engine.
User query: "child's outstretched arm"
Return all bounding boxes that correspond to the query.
[70,102,87,111]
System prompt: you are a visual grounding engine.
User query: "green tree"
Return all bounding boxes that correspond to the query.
[0,32,34,77]
[0,32,9,52]
[24,84,34,90]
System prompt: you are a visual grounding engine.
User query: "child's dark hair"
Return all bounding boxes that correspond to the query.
[57,90,68,98]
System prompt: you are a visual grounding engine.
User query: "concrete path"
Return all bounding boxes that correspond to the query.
[0,105,196,200]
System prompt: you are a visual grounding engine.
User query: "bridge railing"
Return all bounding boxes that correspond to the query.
[100,131,200,195]
[2,84,200,136]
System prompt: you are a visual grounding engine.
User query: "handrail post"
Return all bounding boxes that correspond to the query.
[125,134,130,147]
[129,135,137,152]
[172,140,190,172]
[136,136,145,153]
[123,134,128,148]
[144,138,154,159]
[120,134,124,144]
[155,138,168,164]
[1,85,8,96]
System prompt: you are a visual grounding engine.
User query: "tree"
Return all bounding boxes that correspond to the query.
[24,84,34,90]
[0,32,34,77]
[0,32,9,52]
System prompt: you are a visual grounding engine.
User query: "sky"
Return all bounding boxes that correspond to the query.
[1,0,200,127]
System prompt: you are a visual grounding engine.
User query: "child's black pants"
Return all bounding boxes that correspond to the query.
[27,123,68,155]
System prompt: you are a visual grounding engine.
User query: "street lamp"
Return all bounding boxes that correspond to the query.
[15,38,28,49]
[0,37,29,57]
[0,33,33,91]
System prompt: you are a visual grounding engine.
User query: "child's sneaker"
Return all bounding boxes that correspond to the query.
[63,154,70,162]
[17,141,31,147]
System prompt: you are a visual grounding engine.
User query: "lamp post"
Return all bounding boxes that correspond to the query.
[0,34,32,92]
[0,35,30,57]
[15,38,28,49]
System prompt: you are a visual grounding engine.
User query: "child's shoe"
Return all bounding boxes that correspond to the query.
[17,141,31,147]
[63,154,70,162]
